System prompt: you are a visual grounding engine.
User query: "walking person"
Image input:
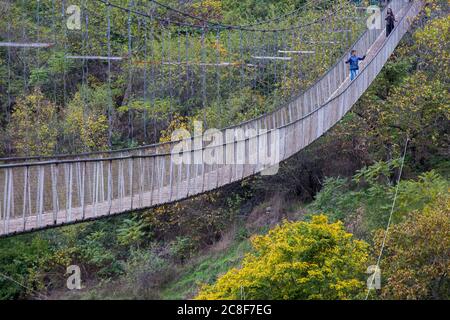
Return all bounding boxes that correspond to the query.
[385,8,397,37]
[345,50,366,81]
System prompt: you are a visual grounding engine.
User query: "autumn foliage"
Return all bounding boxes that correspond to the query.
[196,215,369,300]
[374,194,450,300]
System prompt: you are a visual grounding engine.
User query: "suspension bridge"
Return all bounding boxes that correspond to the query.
[0,0,423,237]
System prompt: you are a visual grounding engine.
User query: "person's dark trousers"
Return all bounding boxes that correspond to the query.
[386,24,394,37]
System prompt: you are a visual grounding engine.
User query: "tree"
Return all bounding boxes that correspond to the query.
[409,14,449,80]
[196,215,369,300]
[8,89,58,156]
[63,85,109,153]
[373,194,450,300]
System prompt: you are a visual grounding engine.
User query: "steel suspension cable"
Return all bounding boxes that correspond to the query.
[106,1,113,147]
[200,26,207,127]
[143,17,149,143]
[51,0,57,106]
[82,0,89,131]
[61,0,68,108]
[21,0,28,95]
[127,0,134,141]
[94,0,347,33]
[149,6,157,141]
[365,137,410,300]
[167,17,174,124]
[6,0,11,125]
[147,0,327,29]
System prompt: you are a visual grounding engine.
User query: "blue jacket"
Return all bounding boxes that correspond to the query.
[345,55,366,70]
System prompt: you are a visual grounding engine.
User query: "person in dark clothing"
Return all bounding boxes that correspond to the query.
[385,8,397,37]
[345,50,366,81]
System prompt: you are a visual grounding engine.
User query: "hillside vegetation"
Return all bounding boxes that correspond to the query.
[0,0,448,300]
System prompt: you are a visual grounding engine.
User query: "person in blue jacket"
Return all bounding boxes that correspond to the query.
[345,50,366,81]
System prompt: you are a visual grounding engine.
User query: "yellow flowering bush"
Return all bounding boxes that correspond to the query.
[196,215,369,300]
